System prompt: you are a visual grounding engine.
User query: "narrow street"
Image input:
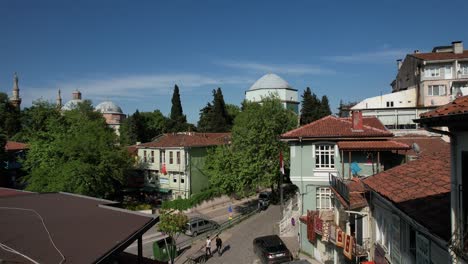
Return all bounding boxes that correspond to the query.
[178,205,281,264]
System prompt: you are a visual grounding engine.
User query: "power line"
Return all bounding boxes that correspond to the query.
[0,207,66,264]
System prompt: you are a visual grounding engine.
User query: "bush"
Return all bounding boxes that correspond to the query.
[123,202,152,211]
[161,188,221,211]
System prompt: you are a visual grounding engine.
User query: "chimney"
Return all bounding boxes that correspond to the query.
[453,41,463,54]
[351,111,363,131]
[397,59,402,70]
[414,50,420,54]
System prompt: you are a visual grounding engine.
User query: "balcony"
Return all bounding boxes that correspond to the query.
[329,173,349,203]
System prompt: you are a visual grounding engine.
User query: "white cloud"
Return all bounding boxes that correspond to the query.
[217,61,335,75]
[324,49,408,63]
[20,73,252,106]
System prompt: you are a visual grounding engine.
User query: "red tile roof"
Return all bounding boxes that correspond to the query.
[410,50,468,61]
[419,95,468,119]
[393,136,449,157]
[337,140,410,151]
[5,141,28,151]
[281,115,392,139]
[363,149,451,241]
[138,132,231,148]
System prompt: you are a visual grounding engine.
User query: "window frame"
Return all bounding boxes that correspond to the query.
[169,151,173,164]
[143,150,147,163]
[151,151,154,163]
[424,66,440,77]
[315,144,335,169]
[177,151,181,165]
[427,85,446,96]
[461,64,468,75]
[316,187,333,210]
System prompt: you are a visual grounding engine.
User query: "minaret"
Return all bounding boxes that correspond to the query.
[10,72,22,110]
[56,89,62,108]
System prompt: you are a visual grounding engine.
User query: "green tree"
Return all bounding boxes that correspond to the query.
[300,87,321,125]
[206,96,296,196]
[23,100,133,199]
[158,209,188,264]
[0,92,21,138]
[320,95,332,117]
[0,128,7,176]
[225,104,240,125]
[198,88,231,132]
[120,110,169,145]
[168,85,188,132]
[13,99,61,142]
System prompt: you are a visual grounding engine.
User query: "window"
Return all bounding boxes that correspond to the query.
[160,150,165,163]
[151,151,154,163]
[424,66,440,77]
[143,150,147,163]
[461,64,468,75]
[315,144,335,169]
[169,151,173,164]
[445,65,452,78]
[316,187,333,210]
[386,101,394,107]
[177,151,181,164]
[181,177,185,184]
[428,85,446,96]
[173,177,177,183]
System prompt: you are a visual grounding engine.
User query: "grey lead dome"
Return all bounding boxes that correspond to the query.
[95,101,123,114]
[249,73,292,90]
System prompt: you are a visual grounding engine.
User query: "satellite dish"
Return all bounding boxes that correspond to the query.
[412,143,421,154]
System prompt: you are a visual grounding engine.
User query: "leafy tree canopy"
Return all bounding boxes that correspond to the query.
[120,110,168,145]
[197,88,231,132]
[158,209,188,264]
[205,96,296,196]
[13,99,61,142]
[0,92,21,138]
[23,100,133,199]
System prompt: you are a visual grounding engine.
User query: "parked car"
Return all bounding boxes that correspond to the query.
[258,192,271,210]
[253,235,293,264]
[185,217,220,237]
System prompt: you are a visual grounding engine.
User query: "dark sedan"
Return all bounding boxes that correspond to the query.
[253,235,293,264]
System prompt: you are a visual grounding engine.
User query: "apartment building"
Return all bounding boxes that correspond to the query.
[353,41,468,131]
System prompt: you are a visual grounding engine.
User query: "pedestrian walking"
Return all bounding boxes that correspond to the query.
[205,236,212,256]
[215,235,223,256]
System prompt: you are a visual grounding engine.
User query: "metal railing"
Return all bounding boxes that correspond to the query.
[329,173,349,202]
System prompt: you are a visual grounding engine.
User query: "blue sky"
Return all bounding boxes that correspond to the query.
[1,0,467,123]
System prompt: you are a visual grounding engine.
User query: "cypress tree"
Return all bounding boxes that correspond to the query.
[300,87,317,125]
[197,88,230,132]
[320,95,332,118]
[168,85,187,132]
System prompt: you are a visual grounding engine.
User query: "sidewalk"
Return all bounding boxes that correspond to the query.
[281,236,321,264]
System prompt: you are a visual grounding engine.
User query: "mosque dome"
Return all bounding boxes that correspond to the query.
[249,73,292,90]
[61,99,83,111]
[95,101,123,114]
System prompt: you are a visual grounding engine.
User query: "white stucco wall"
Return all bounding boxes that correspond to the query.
[352,89,417,110]
[245,88,298,103]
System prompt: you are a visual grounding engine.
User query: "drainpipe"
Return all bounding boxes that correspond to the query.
[299,137,304,255]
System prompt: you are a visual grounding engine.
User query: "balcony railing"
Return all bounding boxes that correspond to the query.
[329,173,349,203]
[354,238,371,257]
[448,224,468,261]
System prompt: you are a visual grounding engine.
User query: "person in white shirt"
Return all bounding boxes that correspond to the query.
[205,236,212,256]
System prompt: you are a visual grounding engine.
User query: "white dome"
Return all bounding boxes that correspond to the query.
[249,73,292,90]
[61,99,83,111]
[95,101,123,114]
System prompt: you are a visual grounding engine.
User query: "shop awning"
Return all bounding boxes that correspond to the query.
[337,140,410,151]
